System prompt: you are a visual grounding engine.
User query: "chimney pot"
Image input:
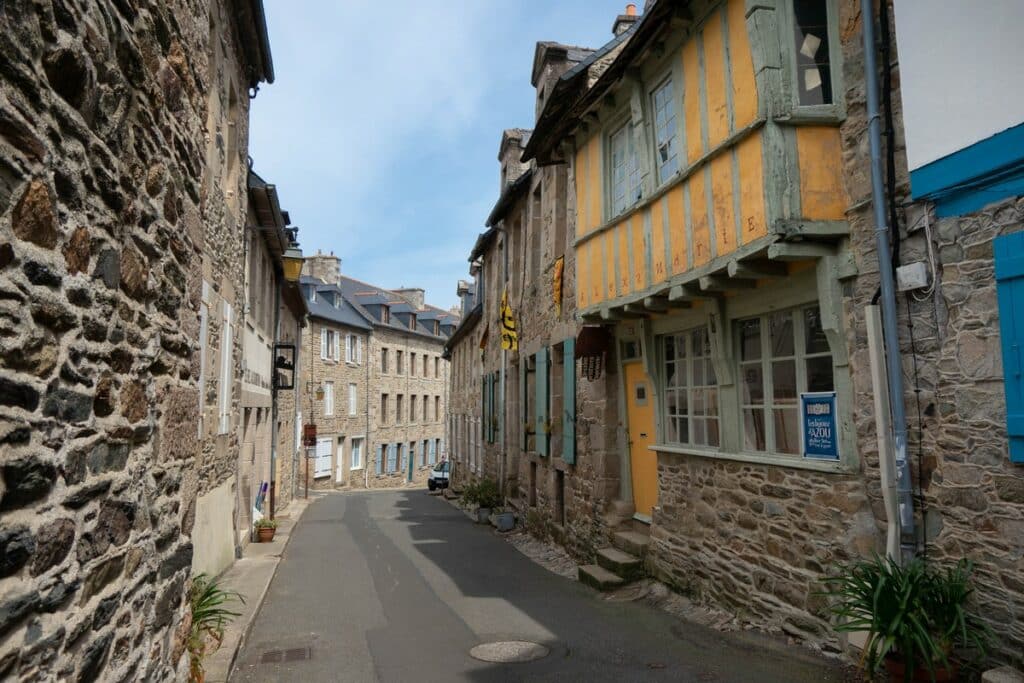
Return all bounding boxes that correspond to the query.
[626,3,636,16]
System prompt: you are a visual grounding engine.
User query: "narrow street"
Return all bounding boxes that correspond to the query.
[230,491,844,683]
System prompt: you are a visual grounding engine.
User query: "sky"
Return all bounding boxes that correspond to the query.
[249,1,633,311]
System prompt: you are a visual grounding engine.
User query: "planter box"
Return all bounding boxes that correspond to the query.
[490,511,515,532]
[476,507,492,524]
[256,527,275,543]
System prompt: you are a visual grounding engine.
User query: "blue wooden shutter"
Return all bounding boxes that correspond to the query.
[535,347,549,456]
[520,360,528,448]
[996,232,1024,463]
[563,338,576,464]
[376,444,383,475]
[387,444,396,472]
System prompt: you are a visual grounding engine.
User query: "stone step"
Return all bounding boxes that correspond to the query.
[595,547,644,581]
[612,530,651,558]
[578,564,624,591]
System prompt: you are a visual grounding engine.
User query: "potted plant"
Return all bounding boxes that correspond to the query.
[491,506,515,532]
[474,479,501,524]
[187,573,244,682]
[253,518,277,542]
[821,555,990,682]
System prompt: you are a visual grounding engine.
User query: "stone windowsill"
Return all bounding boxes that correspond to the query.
[649,444,855,474]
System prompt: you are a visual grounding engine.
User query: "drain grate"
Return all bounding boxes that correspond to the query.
[259,647,312,664]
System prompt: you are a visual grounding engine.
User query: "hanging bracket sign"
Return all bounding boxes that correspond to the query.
[800,392,839,461]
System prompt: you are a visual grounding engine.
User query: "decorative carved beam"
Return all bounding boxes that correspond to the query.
[776,219,850,239]
[767,243,834,261]
[668,284,715,302]
[727,259,788,279]
[699,276,757,292]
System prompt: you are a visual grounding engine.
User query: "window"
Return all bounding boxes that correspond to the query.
[396,443,405,473]
[411,441,418,467]
[609,121,641,217]
[321,328,339,361]
[411,395,417,422]
[423,354,428,376]
[396,395,403,424]
[345,334,361,364]
[381,347,389,373]
[323,381,334,416]
[351,437,363,469]
[792,0,833,106]
[382,306,390,324]
[397,350,404,374]
[423,394,429,421]
[662,327,719,448]
[738,306,834,455]
[411,352,417,376]
[217,301,233,434]
[423,438,430,465]
[348,383,357,416]
[435,396,440,423]
[434,357,440,377]
[651,78,679,183]
[381,394,389,424]
[435,438,442,464]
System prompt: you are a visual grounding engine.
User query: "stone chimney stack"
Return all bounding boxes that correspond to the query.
[498,129,531,191]
[301,250,341,284]
[393,287,425,310]
[613,3,640,36]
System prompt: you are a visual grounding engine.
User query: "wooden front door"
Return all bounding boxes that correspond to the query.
[625,361,657,518]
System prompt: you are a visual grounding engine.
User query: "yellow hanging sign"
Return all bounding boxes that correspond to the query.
[500,287,518,351]
[553,256,565,316]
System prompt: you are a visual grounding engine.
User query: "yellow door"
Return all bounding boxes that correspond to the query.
[625,361,657,517]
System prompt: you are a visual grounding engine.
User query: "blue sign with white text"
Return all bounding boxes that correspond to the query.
[801,392,839,461]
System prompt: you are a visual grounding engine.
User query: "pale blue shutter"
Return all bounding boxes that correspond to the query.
[535,347,549,456]
[376,445,383,475]
[520,359,528,448]
[563,338,576,464]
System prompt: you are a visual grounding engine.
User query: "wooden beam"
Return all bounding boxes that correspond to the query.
[580,311,603,323]
[643,296,670,312]
[727,259,788,279]
[775,219,849,239]
[668,5,694,29]
[616,305,647,319]
[668,284,714,302]
[599,307,622,322]
[699,276,757,292]
[767,243,834,261]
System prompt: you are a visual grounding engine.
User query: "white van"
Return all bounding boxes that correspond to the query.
[427,460,449,491]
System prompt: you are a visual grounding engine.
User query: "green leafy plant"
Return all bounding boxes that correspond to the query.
[474,479,501,509]
[459,481,479,507]
[820,555,990,681]
[253,518,277,530]
[187,573,244,682]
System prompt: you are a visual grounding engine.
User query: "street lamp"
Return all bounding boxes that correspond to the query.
[282,244,304,283]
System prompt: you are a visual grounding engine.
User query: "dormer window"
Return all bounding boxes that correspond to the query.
[382,306,390,324]
[410,314,417,329]
[434,320,440,335]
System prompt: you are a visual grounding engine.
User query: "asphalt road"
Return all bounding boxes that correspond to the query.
[230,490,845,683]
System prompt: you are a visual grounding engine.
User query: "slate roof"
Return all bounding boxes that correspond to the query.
[299,277,373,330]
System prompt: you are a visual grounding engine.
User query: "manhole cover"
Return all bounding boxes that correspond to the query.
[469,641,550,663]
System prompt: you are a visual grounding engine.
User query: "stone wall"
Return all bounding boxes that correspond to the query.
[0,1,264,679]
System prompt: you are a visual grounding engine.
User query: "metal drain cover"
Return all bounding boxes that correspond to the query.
[469,641,550,663]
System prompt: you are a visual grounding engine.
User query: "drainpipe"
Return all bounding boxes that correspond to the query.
[365,330,370,489]
[862,0,915,557]
[269,275,282,518]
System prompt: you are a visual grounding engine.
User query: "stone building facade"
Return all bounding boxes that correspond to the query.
[520,0,1024,666]
[299,254,456,491]
[0,0,274,680]
[446,35,625,561]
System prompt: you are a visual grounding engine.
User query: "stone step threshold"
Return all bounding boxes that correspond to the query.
[578,564,625,591]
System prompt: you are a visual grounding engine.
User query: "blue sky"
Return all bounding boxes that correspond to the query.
[250,1,633,311]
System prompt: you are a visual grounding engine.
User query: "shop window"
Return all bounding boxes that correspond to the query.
[662,327,719,448]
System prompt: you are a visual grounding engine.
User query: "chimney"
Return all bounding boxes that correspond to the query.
[613,3,640,36]
[393,287,425,310]
[301,252,341,285]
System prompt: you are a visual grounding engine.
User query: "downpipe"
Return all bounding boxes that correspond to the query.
[862,0,916,559]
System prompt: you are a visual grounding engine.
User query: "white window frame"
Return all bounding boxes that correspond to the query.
[781,0,844,120]
[198,281,210,437]
[350,436,364,470]
[608,120,641,218]
[650,76,679,185]
[217,301,233,434]
[661,326,720,449]
[314,437,332,478]
[295,411,302,451]
[348,383,357,416]
[323,381,334,417]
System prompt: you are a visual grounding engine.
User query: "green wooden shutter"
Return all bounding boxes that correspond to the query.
[563,338,576,464]
[535,347,549,457]
[520,360,528,448]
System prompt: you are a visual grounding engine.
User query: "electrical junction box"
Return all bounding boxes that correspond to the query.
[896,262,929,292]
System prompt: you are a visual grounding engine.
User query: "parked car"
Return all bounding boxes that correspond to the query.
[427,460,449,491]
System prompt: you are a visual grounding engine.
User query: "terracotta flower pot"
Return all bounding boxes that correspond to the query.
[256,527,275,543]
[884,655,959,682]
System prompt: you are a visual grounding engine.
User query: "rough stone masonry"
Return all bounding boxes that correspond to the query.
[0,1,268,680]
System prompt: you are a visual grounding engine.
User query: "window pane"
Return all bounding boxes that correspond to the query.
[692,389,704,416]
[706,388,719,417]
[693,418,706,446]
[705,358,717,386]
[740,319,761,360]
[675,334,686,359]
[693,358,704,386]
[677,417,689,444]
[666,360,677,388]
[706,418,720,447]
[792,0,833,105]
[665,390,678,416]
[769,311,795,357]
[772,360,798,403]
[666,415,678,443]
[741,363,764,404]
[804,307,830,354]
[652,79,679,184]
[773,408,800,454]
[806,355,834,392]
[743,409,766,451]
[664,334,675,361]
